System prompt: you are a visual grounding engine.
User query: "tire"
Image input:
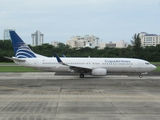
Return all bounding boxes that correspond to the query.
[80,73,84,78]
[139,75,143,78]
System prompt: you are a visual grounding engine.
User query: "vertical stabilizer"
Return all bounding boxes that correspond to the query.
[9,31,36,58]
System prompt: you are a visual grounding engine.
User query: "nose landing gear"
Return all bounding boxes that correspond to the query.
[139,75,143,78]
[139,72,148,78]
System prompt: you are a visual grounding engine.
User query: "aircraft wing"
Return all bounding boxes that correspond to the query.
[4,56,26,62]
[68,65,92,73]
[55,54,92,73]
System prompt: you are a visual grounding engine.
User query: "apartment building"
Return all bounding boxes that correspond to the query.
[31,30,44,46]
[139,32,160,47]
[66,35,100,48]
[3,28,15,40]
[99,40,129,49]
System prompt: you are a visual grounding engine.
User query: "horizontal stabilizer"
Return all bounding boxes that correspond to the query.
[4,56,26,62]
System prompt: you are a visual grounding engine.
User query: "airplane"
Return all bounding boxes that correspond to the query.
[5,31,156,78]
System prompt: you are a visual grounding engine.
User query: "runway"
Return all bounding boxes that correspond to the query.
[0,72,160,120]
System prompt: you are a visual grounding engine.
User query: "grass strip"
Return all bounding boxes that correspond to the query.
[154,66,160,72]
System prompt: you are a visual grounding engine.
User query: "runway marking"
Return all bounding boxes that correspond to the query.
[0,86,56,94]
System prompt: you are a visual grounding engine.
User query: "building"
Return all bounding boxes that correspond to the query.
[116,40,129,48]
[50,41,61,47]
[99,40,129,49]
[31,30,44,46]
[3,28,15,40]
[139,32,160,47]
[66,35,100,48]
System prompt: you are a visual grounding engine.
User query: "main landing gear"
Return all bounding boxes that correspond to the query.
[79,73,84,78]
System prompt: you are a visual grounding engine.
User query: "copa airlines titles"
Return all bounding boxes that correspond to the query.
[105,60,131,63]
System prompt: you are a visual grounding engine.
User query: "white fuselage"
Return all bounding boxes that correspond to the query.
[14,57,156,73]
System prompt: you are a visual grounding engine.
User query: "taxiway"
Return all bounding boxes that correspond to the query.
[0,72,160,120]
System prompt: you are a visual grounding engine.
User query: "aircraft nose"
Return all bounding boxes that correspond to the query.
[151,64,157,71]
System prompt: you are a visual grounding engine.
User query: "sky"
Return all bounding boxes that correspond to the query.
[0,0,160,44]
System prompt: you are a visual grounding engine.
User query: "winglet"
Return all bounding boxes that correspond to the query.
[62,54,66,57]
[55,53,64,64]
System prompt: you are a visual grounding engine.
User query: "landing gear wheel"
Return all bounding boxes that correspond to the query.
[79,73,84,78]
[139,75,143,78]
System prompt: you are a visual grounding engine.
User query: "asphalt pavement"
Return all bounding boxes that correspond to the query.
[0,73,160,120]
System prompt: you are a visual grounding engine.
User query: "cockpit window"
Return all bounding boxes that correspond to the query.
[145,62,149,65]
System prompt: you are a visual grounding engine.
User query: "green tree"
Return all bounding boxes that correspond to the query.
[0,40,14,62]
[131,33,142,58]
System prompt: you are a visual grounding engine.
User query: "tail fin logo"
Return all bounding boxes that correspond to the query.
[9,31,36,58]
[16,44,36,58]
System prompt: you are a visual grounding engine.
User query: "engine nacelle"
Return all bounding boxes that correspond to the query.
[91,68,107,76]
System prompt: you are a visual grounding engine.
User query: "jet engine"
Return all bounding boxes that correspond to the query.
[91,68,107,76]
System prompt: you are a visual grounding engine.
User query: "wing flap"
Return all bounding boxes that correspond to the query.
[69,65,92,70]
[69,65,92,73]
